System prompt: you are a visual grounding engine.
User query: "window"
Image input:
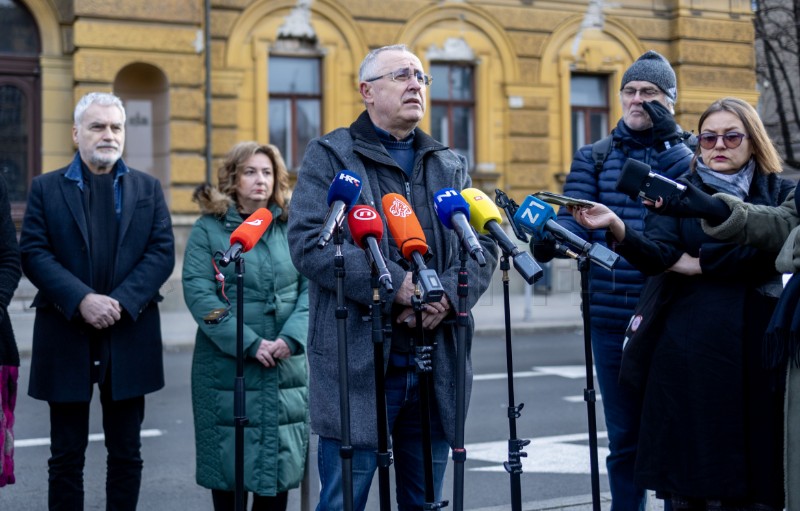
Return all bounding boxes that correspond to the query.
[268,56,321,170]
[570,74,609,153]
[430,64,475,169]
[0,0,40,222]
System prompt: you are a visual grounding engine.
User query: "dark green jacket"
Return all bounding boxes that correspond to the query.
[182,201,309,495]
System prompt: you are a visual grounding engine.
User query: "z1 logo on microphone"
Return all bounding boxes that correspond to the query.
[518,197,547,226]
[351,207,377,221]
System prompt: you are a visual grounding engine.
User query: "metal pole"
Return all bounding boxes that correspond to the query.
[204,0,213,184]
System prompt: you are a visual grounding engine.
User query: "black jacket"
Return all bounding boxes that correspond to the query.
[20,155,175,402]
[617,169,793,503]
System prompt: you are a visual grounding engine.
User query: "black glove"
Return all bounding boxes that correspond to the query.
[642,101,680,151]
[647,179,732,225]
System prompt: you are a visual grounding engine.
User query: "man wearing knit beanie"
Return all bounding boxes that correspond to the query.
[532,49,693,511]
[621,50,678,104]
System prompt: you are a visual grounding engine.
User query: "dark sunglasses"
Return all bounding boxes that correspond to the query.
[698,132,748,150]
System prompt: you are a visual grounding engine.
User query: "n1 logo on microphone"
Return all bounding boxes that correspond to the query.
[434,188,459,204]
[338,172,361,188]
[351,206,377,221]
[386,196,413,218]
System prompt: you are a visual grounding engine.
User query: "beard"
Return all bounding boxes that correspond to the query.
[89,147,121,170]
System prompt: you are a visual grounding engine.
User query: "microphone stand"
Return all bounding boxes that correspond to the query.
[411,269,448,511]
[498,249,531,511]
[233,256,248,511]
[548,242,602,511]
[452,247,469,511]
[333,227,354,511]
[577,253,601,511]
[370,272,392,511]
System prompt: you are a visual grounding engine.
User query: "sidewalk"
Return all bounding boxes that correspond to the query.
[8,287,585,356]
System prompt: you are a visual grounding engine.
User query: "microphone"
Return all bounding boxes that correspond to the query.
[347,205,393,292]
[220,208,273,266]
[381,193,444,303]
[433,188,486,266]
[460,188,543,284]
[513,195,618,270]
[317,170,363,249]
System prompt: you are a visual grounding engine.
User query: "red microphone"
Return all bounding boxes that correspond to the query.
[347,205,392,291]
[220,208,273,266]
[380,193,443,302]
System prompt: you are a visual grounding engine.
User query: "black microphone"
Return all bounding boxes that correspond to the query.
[347,205,393,292]
[433,187,486,266]
[513,195,619,271]
[317,170,363,249]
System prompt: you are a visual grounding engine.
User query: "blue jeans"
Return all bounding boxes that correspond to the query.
[591,326,647,511]
[316,364,449,511]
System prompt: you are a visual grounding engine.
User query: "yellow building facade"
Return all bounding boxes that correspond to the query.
[5,0,757,243]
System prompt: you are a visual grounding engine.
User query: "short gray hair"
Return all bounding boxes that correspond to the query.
[359,44,412,82]
[74,92,126,125]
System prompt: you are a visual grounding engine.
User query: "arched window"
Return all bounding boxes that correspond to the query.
[0,0,41,222]
[114,63,171,194]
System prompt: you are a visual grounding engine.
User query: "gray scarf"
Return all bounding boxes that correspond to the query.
[694,157,755,199]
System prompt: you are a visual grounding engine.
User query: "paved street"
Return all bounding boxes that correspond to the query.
[0,326,663,510]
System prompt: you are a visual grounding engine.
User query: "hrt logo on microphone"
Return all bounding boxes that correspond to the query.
[351,207,377,221]
[387,197,413,218]
[245,219,264,226]
[338,173,361,187]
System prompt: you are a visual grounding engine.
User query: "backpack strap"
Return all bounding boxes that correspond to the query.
[591,134,614,174]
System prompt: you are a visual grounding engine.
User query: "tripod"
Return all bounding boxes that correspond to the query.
[333,227,355,511]
[370,272,393,511]
[410,267,448,511]
[451,247,469,511]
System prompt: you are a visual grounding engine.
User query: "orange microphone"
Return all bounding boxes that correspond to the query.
[220,208,273,266]
[381,193,444,302]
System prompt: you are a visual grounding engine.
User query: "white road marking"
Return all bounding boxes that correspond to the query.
[15,429,164,448]
[464,432,609,474]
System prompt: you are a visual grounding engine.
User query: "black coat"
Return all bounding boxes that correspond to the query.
[19,156,175,402]
[0,174,21,367]
[615,170,793,504]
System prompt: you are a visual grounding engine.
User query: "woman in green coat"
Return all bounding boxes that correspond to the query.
[182,142,309,511]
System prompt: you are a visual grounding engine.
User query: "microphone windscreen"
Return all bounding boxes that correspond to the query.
[347,205,384,249]
[381,193,428,259]
[327,169,363,207]
[433,188,470,230]
[513,195,556,236]
[616,159,651,200]
[230,208,273,252]
[461,188,502,234]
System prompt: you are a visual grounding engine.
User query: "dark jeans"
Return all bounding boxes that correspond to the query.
[47,382,145,511]
[316,363,449,511]
[211,489,288,511]
[591,326,647,511]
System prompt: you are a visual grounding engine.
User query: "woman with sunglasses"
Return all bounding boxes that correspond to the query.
[568,97,794,510]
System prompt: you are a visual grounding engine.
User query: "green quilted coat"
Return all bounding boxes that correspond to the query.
[182,200,309,496]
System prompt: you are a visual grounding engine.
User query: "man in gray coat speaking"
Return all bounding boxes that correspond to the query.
[288,44,498,510]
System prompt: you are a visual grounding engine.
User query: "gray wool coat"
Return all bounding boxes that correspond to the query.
[287,112,498,448]
[703,190,800,510]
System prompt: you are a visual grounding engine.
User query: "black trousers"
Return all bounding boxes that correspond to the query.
[211,489,289,511]
[47,381,145,511]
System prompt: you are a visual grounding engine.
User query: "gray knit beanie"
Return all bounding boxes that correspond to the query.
[621,50,677,102]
